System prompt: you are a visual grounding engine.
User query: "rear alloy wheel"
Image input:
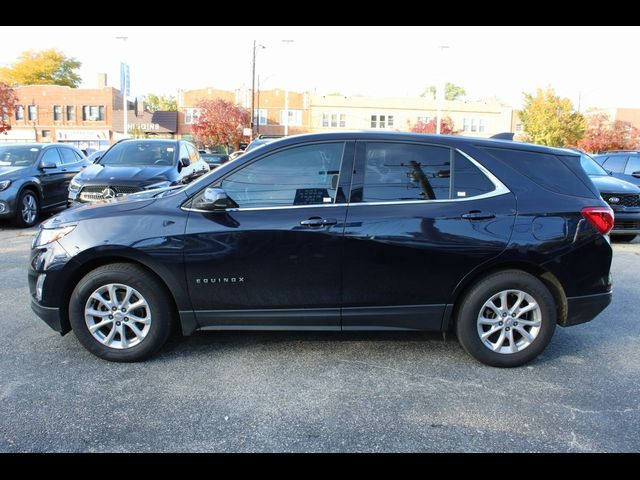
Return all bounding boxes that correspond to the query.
[15,190,39,228]
[456,270,556,367]
[69,263,173,362]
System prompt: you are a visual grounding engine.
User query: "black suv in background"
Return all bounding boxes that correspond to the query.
[594,151,640,187]
[0,143,88,227]
[578,152,640,242]
[29,133,613,367]
[68,139,210,205]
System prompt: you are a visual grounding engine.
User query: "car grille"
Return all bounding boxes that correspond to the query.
[614,220,640,230]
[79,185,143,202]
[602,193,640,207]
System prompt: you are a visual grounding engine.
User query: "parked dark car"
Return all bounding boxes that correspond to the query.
[200,153,229,169]
[68,139,210,205]
[29,132,613,367]
[0,143,88,227]
[578,151,640,242]
[593,150,640,187]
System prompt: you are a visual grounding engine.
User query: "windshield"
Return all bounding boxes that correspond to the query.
[580,153,608,176]
[98,141,177,166]
[0,146,40,166]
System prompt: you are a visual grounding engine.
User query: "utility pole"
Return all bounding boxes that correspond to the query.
[116,36,129,139]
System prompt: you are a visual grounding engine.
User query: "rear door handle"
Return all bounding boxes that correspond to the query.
[300,217,338,227]
[462,211,495,220]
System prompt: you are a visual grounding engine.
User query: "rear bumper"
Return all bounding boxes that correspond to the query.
[561,292,612,327]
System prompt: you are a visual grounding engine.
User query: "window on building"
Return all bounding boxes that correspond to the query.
[417,116,432,124]
[184,108,199,125]
[471,119,478,132]
[41,130,51,139]
[53,105,62,122]
[388,115,394,128]
[515,123,522,132]
[66,105,75,122]
[219,142,346,208]
[370,114,394,130]
[254,109,267,126]
[371,115,377,128]
[15,106,24,121]
[463,118,470,131]
[479,119,486,132]
[340,114,346,128]
[322,113,329,127]
[362,142,451,202]
[28,105,37,121]
[82,105,105,121]
[280,109,302,126]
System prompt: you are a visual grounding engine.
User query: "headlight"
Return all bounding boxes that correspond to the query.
[33,225,76,248]
[144,181,172,190]
[0,180,11,191]
[69,178,82,192]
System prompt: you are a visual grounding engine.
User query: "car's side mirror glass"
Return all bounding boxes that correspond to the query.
[40,160,57,169]
[193,187,239,211]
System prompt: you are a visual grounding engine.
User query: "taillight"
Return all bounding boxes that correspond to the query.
[581,206,614,235]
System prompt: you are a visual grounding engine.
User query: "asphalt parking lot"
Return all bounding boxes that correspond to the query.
[0,216,639,453]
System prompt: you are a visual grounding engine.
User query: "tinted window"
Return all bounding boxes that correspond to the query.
[624,156,640,174]
[603,155,628,173]
[362,142,450,202]
[483,147,595,198]
[453,151,495,198]
[59,148,78,164]
[220,142,345,208]
[73,150,84,161]
[41,148,62,167]
[0,146,40,166]
[99,141,176,166]
[580,154,608,176]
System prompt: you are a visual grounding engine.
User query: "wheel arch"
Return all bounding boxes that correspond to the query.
[444,261,568,330]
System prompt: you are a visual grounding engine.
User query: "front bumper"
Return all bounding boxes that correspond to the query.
[0,188,19,218]
[30,298,67,334]
[611,209,640,235]
[561,292,612,327]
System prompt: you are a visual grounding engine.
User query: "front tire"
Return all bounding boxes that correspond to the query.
[69,263,174,362]
[15,190,39,228]
[455,270,556,367]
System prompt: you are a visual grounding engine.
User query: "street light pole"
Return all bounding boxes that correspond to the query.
[436,45,450,135]
[251,41,265,139]
[116,36,128,139]
[282,40,294,137]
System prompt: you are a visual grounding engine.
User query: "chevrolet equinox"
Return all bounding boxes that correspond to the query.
[29,132,614,367]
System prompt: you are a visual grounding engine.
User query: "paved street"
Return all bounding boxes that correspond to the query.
[1,217,639,452]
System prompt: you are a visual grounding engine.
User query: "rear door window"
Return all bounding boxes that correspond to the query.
[624,156,640,174]
[58,148,78,164]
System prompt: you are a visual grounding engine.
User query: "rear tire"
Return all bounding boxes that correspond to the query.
[612,234,636,243]
[69,263,174,362]
[455,270,556,367]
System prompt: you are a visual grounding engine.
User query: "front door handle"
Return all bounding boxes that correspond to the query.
[462,211,496,220]
[300,217,338,227]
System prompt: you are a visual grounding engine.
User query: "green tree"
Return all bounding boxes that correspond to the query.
[0,49,82,88]
[144,93,177,112]
[421,82,466,101]
[519,87,585,147]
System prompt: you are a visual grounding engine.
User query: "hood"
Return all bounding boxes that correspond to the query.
[43,195,159,227]
[589,174,640,194]
[0,165,30,179]
[75,163,177,186]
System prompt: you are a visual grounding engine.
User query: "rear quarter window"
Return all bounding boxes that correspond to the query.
[481,147,597,198]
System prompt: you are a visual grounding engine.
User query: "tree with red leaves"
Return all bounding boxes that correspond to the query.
[577,113,640,153]
[0,83,18,134]
[190,98,251,152]
[410,116,457,135]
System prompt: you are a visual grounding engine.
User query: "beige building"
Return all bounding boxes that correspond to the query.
[310,94,514,137]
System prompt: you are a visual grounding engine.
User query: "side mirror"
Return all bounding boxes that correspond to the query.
[193,187,239,211]
[632,171,640,179]
[180,157,191,167]
[92,155,102,164]
[40,159,57,169]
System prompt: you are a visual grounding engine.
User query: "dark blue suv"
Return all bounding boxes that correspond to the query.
[28,133,614,367]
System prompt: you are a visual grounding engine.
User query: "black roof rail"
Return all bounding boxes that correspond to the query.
[490,132,515,141]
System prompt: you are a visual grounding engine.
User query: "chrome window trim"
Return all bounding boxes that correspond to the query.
[181,147,511,213]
